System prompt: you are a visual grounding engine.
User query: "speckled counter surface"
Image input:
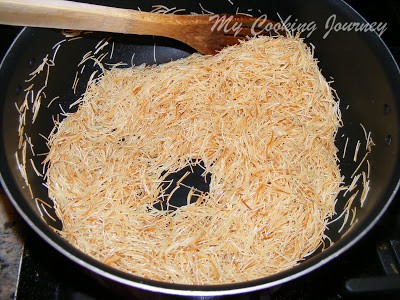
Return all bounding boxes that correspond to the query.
[0,187,24,300]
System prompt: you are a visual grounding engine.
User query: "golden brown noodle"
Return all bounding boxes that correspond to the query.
[45,36,342,284]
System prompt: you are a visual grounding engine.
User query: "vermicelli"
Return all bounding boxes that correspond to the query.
[45,36,342,284]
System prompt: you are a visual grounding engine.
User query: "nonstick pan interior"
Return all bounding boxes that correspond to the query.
[1,0,400,296]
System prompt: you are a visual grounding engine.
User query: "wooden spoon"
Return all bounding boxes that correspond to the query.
[0,0,278,55]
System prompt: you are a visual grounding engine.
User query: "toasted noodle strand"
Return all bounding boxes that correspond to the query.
[45,36,342,284]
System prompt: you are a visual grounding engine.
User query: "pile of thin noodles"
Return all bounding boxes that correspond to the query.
[45,36,342,284]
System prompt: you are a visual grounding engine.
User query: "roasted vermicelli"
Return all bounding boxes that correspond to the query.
[45,36,342,284]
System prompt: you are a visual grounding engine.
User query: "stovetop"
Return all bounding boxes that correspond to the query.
[1,1,400,299]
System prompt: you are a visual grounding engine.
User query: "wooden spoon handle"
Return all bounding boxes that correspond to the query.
[0,0,176,36]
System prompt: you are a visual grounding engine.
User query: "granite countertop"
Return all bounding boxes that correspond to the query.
[0,187,24,300]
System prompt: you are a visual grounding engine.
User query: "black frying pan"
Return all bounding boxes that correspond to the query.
[1,0,400,297]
